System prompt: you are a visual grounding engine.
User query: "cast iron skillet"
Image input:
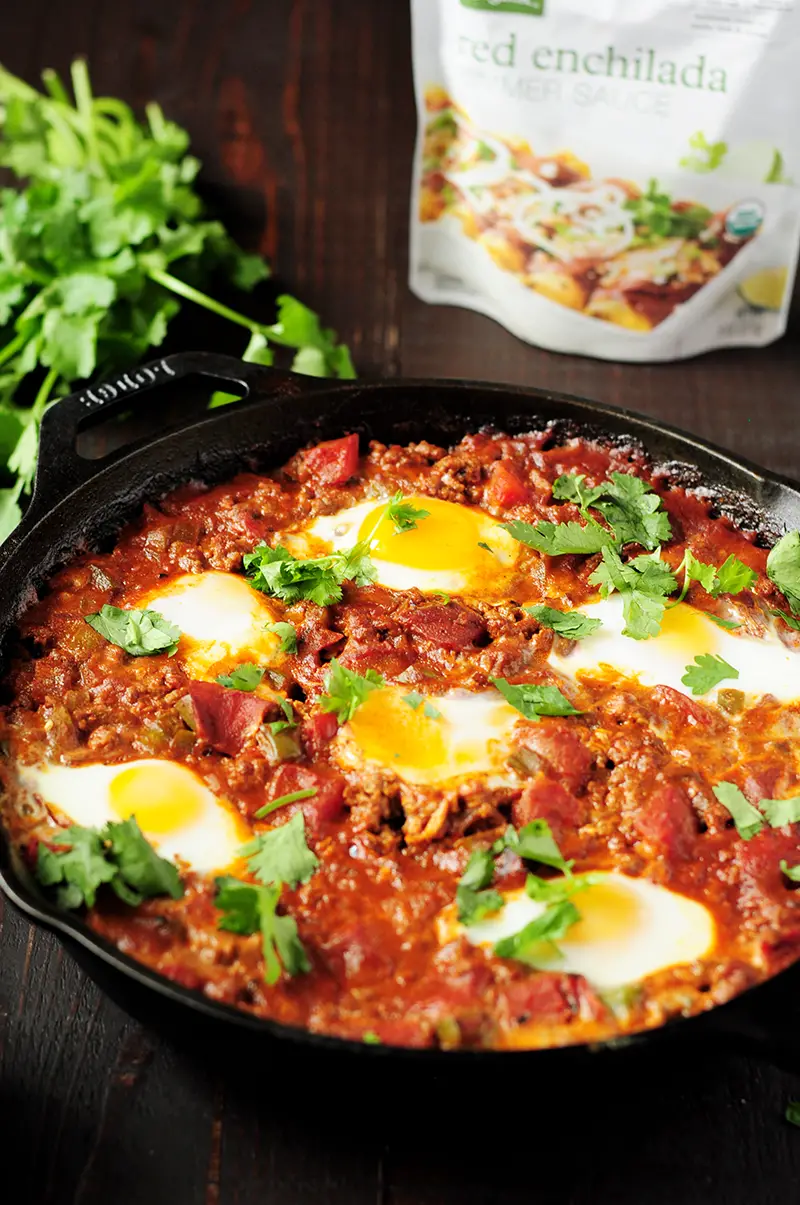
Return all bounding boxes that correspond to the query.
[1,349,799,1070]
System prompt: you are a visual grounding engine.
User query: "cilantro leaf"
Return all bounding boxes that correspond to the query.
[767,531,800,615]
[103,816,183,901]
[216,662,265,691]
[385,491,430,534]
[244,544,344,606]
[551,471,672,551]
[772,608,800,631]
[339,540,378,588]
[712,782,764,840]
[551,473,604,510]
[708,614,742,631]
[759,796,800,828]
[36,825,118,909]
[265,621,298,654]
[318,658,384,723]
[240,811,319,889]
[714,554,756,597]
[493,899,581,967]
[35,820,182,909]
[681,653,739,696]
[362,1031,381,1045]
[502,518,612,556]
[588,473,672,551]
[589,546,677,640]
[491,676,580,719]
[525,604,602,641]
[85,604,180,656]
[673,550,719,603]
[214,876,310,985]
[456,848,504,925]
[504,819,572,872]
[780,860,800,882]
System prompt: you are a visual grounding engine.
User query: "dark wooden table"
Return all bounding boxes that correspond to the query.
[1,3,799,1202]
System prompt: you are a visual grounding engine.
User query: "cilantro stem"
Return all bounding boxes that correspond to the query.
[41,68,70,105]
[148,267,262,334]
[33,367,58,417]
[148,268,313,352]
[70,59,102,170]
[0,333,27,370]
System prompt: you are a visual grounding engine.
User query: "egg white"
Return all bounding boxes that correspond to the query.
[551,594,800,704]
[136,571,281,681]
[18,759,250,874]
[440,872,716,990]
[333,685,521,786]
[287,496,520,598]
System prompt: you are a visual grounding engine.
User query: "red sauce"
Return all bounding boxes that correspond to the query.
[2,428,799,1050]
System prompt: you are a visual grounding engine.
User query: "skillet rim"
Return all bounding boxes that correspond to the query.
[2,352,800,1059]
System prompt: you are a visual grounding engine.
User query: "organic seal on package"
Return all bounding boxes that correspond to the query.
[409,0,800,361]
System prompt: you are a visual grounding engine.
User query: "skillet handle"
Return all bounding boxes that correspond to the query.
[24,351,313,531]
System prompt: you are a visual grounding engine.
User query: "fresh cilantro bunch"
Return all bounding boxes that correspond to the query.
[0,59,355,538]
[36,817,183,909]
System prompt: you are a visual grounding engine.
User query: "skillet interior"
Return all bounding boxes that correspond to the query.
[2,354,800,1059]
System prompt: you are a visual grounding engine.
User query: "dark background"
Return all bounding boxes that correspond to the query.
[0,3,799,1202]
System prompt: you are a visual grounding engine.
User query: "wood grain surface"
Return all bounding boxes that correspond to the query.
[0,3,799,1202]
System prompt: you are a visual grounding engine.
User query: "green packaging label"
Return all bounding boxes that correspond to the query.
[459,0,544,14]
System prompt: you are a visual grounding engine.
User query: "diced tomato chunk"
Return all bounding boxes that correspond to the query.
[338,642,415,678]
[742,763,784,806]
[737,828,800,897]
[512,775,586,840]
[321,922,395,984]
[302,710,339,758]
[516,721,593,793]
[500,974,572,1024]
[400,603,486,650]
[485,460,530,509]
[188,681,270,756]
[266,763,346,830]
[634,782,697,860]
[651,685,721,731]
[302,434,360,486]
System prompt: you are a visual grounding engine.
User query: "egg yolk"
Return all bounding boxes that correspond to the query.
[349,690,449,774]
[566,880,642,944]
[652,601,718,659]
[346,687,516,785]
[109,762,207,834]
[355,495,515,572]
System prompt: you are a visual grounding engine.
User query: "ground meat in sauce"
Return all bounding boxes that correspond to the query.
[2,427,799,1051]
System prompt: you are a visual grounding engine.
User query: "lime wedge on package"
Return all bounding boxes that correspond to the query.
[717,141,786,183]
[738,268,788,311]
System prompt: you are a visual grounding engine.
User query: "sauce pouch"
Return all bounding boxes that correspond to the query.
[409,0,800,361]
